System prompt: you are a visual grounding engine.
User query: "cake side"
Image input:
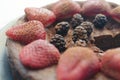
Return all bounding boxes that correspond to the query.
[6,1,120,80]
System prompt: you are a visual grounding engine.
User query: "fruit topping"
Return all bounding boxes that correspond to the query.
[52,0,81,20]
[111,6,120,23]
[70,13,84,29]
[50,34,66,52]
[57,47,100,80]
[55,21,70,36]
[82,0,111,16]
[72,26,88,42]
[25,7,56,27]
[19,39,60,69]
[6,20,46,44]
[101,48,120,80]
[93,14,108,29]
[80,21,94,36]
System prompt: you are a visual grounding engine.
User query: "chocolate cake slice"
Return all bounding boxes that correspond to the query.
[6,1,120,80]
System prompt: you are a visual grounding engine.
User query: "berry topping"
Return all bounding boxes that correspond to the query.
[20,39,60,69]
[72,26,88,42]
[101,48,120,80]
[70,13,84,29]
[57,47,100,80]
[55,21,70,36]
[6,20,46,44]
[82,0,111,16]
[25,7,56,27]
[93,14,108,29]
[111,6,120,23]
[52,0,81,20]
[80,21,94,36]
[50,34,66,52]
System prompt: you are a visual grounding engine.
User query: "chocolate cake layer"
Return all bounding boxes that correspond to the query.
[6,1,120,80]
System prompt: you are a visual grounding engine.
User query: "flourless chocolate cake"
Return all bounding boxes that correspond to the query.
[6,0,120,80]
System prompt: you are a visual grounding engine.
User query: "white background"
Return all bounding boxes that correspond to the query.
[0,0,120,30]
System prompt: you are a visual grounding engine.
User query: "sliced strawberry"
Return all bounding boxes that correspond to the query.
[6,20,46,44]
[110,6,120,23]
[57,47,100,80]
[82,0,111,16]
[52,0,81,20]
[19,39,60,69]
[25,7,56,27]
[101,48,120,80]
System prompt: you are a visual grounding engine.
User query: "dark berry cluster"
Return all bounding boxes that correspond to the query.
[50,34,66,52]
[80,21,94,36]
[70,13,84,29]
[55,21,70,36]
[93,14,108,29]
[72,26,88,42]
[50,13,108,51]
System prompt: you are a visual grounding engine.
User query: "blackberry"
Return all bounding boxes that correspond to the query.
[70,14,84,29]
[55,22,70,36]
[50,34,66,52]
[93,14,108,29]
[80,21,94,36]
[72,26,88,42]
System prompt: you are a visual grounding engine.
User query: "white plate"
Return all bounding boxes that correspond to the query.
[0,19,18,80]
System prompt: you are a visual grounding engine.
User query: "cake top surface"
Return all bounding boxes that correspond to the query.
[6,0,120,80]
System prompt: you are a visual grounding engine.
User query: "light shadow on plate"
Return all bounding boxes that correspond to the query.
[0,48,13,80]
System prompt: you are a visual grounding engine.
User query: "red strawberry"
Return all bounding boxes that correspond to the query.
[6,20,46,44]
[111,6,120,23]
[57,47,100,80]
[19,39,60,69]
[25,7,56,27]
[52,0,81,20]
[101,48,120,80]
[82,0,111,16]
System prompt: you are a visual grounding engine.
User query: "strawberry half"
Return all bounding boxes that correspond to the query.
[25,7,56,27]
[82,0,111,16]
[6,20,46,44]
[52,0,81,20]
[19,39,60,69]
[57,47,100,80]
[101,48,120,80]
[110,6,120,23]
